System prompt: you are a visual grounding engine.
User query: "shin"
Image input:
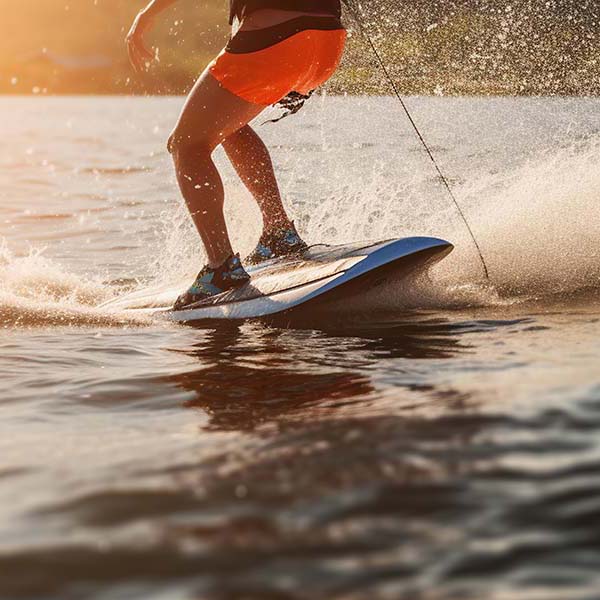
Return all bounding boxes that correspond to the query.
[169,136,234,269]
[223,125,293,234]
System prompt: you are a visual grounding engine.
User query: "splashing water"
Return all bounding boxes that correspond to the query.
[1,97,599,327]
[462,137,600,297]
[0,242,147,328]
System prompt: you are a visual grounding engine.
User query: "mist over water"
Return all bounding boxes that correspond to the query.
[1,97,600,600]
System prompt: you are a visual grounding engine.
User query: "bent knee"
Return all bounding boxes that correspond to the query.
[167,129,217,157]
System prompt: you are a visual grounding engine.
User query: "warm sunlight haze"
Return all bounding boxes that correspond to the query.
[1,2,599,599]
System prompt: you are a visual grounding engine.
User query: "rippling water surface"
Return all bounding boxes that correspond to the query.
[1,96,600,599]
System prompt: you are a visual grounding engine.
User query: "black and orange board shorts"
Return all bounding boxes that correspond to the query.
[209,16,347,106]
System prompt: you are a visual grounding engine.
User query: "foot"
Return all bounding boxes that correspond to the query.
[245,222,308,265]
[173,254,250,311]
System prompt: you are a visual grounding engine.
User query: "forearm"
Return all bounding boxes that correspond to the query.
[127,0,181,72]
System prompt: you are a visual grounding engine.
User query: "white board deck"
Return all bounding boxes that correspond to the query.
[100,237,453,322]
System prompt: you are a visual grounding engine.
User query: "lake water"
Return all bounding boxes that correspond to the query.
[1,95,600,599]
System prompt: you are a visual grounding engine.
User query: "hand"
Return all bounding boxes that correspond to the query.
[126,11,155,73]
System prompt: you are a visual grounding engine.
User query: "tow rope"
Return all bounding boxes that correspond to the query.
[343,0,490,280]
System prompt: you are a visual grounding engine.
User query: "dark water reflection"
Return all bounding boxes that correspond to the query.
[162,321,461,431]
[166,316,470,432]
[2,312,600,600]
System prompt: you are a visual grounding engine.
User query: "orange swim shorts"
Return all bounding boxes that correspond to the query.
[209,18,347,106]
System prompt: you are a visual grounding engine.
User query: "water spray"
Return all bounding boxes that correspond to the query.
[343,1,490,280]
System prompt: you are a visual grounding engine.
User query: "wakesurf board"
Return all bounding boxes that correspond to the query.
[100,237,453,322]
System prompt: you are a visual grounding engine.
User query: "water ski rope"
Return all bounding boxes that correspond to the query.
[343,1,490,280]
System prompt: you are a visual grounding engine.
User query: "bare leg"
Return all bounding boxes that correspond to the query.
[222,125,293,234]
[168,70,265,268]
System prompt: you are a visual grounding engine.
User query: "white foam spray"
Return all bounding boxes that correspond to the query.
[311,130,600,305]
[0,241,146,327]
[461,138,600,297]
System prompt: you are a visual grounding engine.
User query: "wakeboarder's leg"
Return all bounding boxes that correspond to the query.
[222,125,293,232]
[223,125,308,265]
[168,71,263,309]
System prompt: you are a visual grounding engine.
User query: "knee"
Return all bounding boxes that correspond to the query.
[167,128,215,158]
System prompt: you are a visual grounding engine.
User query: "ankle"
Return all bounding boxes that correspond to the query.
[262,219,295,238]
[208,253,233,270]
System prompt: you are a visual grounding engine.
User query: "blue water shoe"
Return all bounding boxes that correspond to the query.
[174,254,250,311]
[245,222,308,265]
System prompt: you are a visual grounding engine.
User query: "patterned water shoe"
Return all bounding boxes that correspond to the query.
[173,254,250,311]
[245,222,308,265]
